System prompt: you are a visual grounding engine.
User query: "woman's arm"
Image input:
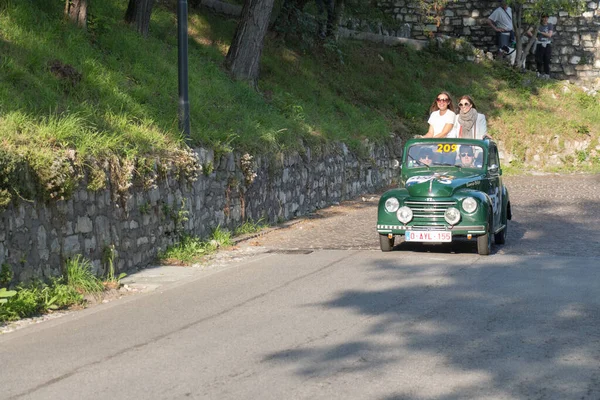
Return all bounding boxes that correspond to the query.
[423,124,434,138]
[434,123,454,138]
[476,114,489,140]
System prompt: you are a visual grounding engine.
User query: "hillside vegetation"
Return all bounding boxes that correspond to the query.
[1,0,599,205]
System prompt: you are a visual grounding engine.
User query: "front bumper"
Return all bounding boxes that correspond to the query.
[376,224,487,236]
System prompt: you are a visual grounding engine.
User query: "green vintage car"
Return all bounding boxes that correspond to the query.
[377,138,511,255]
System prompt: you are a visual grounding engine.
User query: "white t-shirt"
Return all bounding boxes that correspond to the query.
[488,6,513,31]
[428,110,456,137]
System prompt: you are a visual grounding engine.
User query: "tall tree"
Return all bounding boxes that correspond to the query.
[125,0,156,37]
[64,0,88,29]
[510,0,586,69]
[224,0,275,88]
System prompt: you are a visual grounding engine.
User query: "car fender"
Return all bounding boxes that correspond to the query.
[455,189,493,229]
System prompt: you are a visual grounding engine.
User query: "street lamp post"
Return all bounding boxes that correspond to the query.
[177,0,191,141]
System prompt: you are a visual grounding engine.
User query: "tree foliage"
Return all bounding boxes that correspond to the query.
[271,0,348,40]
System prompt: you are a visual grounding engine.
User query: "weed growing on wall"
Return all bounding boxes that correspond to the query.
[65,255,104,295]
[158,226,233,266]
[234,218,269,236]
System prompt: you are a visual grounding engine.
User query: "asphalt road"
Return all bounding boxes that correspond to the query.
[1,173,600,400]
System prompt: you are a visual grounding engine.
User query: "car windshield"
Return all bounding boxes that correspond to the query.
[407,143,484,169]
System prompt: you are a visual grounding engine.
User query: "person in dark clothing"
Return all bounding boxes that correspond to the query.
[528,14,554,79]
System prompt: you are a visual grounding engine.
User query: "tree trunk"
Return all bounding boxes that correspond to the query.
[224,0,275,87]
[64,0,88,29]
[512,3,524,68]
[124,0,155,37]
[512,3,536,70]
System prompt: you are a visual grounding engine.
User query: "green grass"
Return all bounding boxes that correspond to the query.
[158,226,234,265]
[65,255,104,294]
[234,218,269,236]
[0,255,106,323]
[1,0,599,183]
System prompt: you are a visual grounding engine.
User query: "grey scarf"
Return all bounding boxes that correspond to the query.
[458,108,478,138]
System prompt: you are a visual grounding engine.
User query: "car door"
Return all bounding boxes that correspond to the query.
[486,144,502,231]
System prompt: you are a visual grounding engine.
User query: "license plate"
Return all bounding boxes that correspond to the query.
[405,231,452,242]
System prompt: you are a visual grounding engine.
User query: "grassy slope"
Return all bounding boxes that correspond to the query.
[1,1,599,173]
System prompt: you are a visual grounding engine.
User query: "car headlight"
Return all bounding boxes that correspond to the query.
[444,207,461,225]
[462,197,478,213]
[385,197,400,213]
[397,206,413,224]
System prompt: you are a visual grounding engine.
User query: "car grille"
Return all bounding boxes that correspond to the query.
[404,200,456,229]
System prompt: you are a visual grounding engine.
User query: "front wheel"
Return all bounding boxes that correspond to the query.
[379,234,394,252]
[494,222,507,245]
[477,231,491,255]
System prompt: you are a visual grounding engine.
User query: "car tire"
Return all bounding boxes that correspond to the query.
[379,234,394,252]
[494,222,507,245]
[477,217,492,256]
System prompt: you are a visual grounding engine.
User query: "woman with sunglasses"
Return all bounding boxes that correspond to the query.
[423,91,456,139]
[453,95,490,140]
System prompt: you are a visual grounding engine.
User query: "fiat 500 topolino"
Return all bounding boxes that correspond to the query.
[377,138,511,255]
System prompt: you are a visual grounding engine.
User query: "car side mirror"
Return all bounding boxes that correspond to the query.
[488,164,499,174]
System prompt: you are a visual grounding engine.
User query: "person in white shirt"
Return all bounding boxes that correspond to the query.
[488,0,514,57]
[424,91,456,138]
[423,91,456,164]
[453,95,491,140]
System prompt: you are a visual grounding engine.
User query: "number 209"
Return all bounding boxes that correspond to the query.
[437,144,457,153]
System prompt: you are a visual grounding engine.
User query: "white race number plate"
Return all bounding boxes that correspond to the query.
[405,231,452,242]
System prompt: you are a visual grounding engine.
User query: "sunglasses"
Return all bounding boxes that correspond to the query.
[419,155,432,160]
[436,98,449,103]
[458,103,471,107]
[460,153,473,157]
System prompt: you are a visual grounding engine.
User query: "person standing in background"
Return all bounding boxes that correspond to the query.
[528,14,554,79]
[488,0,514,58]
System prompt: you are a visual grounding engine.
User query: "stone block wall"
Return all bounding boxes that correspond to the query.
[0,140,401,284]
[354,1,600,87]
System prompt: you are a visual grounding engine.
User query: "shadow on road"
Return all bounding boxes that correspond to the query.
[262,255,600,399]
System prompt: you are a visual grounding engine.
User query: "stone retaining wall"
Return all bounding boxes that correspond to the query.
[198,0,599,87]
[0,141,401,284]
[353,1,600,87]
